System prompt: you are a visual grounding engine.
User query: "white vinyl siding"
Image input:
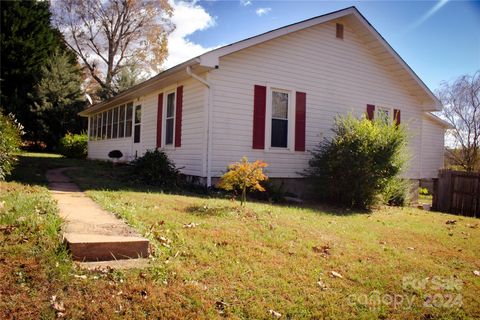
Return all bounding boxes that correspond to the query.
[208,20,425,179]
[87,77,207,175]
[421,116,445,178]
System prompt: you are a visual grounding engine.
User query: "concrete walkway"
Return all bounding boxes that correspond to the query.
[46,168,149,263]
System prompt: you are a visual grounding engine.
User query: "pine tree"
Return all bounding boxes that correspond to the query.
[0,0,80,146]
[32,51,85,149]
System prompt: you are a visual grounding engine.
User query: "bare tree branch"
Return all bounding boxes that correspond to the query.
[438,71,480,171]
[52,0,174,99]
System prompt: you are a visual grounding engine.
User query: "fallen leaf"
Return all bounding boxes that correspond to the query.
[183,222,200,228]
[379,241,387,245]
[268,309,282,318]
[50,295,65,312]
[317,280,327,290]
[330,271,343,278]
[466,223,478,229]
[473,270,480,276]
[407,247,415,250]
[312,245,331,257]
[446,220,457,225]
[74,274,87,279]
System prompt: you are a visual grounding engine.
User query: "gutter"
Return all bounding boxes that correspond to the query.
[186,66,213,187]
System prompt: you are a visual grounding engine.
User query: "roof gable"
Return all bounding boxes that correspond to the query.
[200,6,441,111]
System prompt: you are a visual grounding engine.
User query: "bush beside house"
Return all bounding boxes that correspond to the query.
[58,132,88,159]
[305,114,408,209]
[132,149,179,187]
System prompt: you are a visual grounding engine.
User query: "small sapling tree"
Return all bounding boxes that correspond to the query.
[218,157,268,206]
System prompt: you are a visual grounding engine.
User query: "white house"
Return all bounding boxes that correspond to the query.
[79,6,449,191]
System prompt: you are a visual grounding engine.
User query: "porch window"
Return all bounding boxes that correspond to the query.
[107,109,113,139]
[102,111,108,139]
[118,104,125,138]
[125,103,133,137]
[112,107,119,139]
[165,92,175,145]
[96,114,102,139]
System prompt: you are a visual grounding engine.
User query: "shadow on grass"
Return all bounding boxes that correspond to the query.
[8,152,363,216]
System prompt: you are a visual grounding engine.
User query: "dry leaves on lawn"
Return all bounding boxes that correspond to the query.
[268,309,282,318]
[330,271,343,278]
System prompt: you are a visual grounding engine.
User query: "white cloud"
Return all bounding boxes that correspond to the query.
[163,1,217,69]
[407,0,449,33]
[255,7,271,17]
[240,0,252,6]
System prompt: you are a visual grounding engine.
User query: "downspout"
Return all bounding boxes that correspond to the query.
[186,66,213,187]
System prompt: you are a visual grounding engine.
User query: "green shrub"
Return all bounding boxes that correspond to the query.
[132,149,179,187]
[419,187,429,196]
[0,113,23,180]
[58,132,88,159]
[305,114,408,209]
[381,177,413,206]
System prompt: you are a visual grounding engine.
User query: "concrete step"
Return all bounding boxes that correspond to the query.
[64,233,149,262]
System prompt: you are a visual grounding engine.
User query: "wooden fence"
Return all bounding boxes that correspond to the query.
[432,170,480,218]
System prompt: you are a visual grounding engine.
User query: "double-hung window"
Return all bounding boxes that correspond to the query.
[271,90,289,148]
[133,105,141,143]
[376,106,391,124]
[165,92,175,145]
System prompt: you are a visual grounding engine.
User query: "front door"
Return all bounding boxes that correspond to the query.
[132,104,142,159]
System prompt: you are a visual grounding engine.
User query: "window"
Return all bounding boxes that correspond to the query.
[112,107,119,139]
[165,92,175,145]
[107,109,113,139]
[96,114,102,139]
[126,103,133,137]
[118,104,125,138]
[133,105,141,143]
[102,111,108,139]
[89,116,94,140]
[376,107,391,124]
[90,101,135,141]
[271,90,289,148]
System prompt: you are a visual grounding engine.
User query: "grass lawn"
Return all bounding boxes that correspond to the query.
[1,152,479,319]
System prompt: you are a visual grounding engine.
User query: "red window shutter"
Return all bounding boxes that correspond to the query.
[175,86,183,147]
[156,93,163,148]
[366,104,375,120]
[393,109,401,126]
[252,85,266,149]
[295,91,306,151]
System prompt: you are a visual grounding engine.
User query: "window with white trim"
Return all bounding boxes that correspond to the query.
[376,106,392,124]
[133,105,141,143]
[165,91,175,145]
[271,90,289,148]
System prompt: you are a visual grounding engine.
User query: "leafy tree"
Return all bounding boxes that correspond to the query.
[52,0,173,99]
[437,71,480,172]
[218,157,268,206]
[32,51,86,148]
[115,64,147,93]
[0,0,74,142]
[305,114,408,209]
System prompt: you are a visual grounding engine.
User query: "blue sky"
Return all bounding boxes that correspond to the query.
[166,0,480,92]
